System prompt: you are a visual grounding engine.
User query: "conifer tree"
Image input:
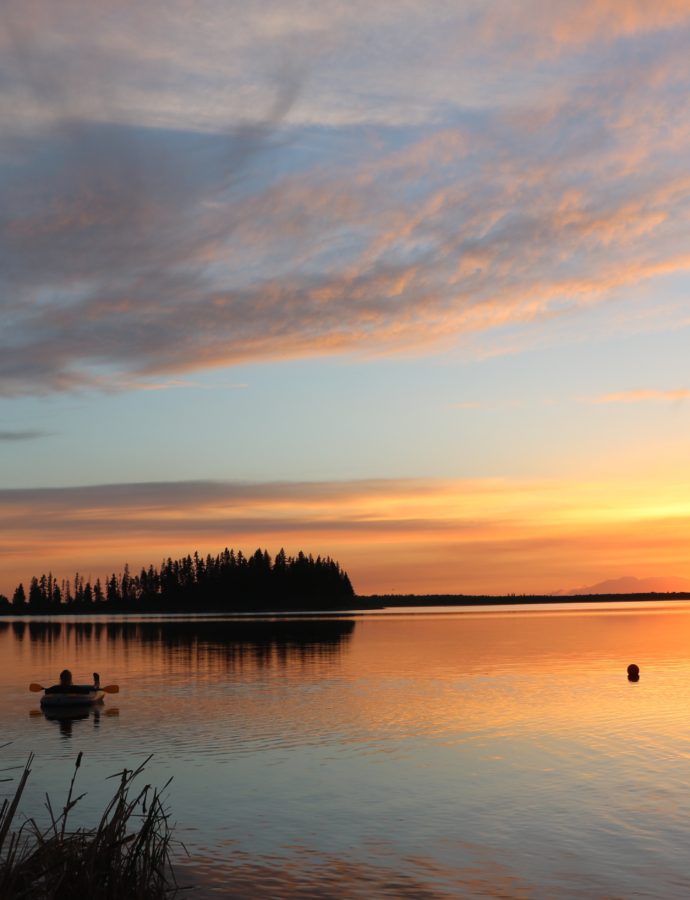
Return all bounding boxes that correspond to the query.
[12,583,26,610]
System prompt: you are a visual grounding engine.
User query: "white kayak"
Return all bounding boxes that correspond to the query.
[40,689,105,708]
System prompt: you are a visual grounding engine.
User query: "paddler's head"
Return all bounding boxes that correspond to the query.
[59,668,73,686]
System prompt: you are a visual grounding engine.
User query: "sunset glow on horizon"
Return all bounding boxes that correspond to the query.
[3,472,690,596]
[3,1,690,598]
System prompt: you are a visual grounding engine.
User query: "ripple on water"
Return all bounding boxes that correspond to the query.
[4,608,690,898]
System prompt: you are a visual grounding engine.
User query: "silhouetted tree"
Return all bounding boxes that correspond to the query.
[28,577,42,611]
[12,583,27,611]
[106,574,119,606]
[3,547,355,615]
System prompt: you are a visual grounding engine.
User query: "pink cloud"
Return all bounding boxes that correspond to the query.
[3,2,690,394]
[587,388,690,404]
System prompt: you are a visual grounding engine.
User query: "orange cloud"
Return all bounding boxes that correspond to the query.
[2,476,690,597]
[586,388,690,404]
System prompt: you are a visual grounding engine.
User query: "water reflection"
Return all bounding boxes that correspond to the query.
[30,705,120,738]
[7,606,690,899]
[1,618,355,672]
[180,844,538,899]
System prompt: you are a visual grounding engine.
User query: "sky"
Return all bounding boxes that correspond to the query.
[3,0,690,596]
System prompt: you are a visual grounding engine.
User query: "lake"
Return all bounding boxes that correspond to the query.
[2,602,690,898]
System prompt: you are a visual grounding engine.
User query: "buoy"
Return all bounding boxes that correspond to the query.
[627,663,640,682]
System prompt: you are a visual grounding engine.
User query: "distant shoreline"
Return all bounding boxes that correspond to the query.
[2,592,690,617]
[358,592,690,607]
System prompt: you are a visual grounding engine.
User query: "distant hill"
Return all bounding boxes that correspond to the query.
[559,576,690,595]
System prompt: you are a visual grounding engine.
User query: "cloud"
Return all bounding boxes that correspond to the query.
[3,3,690,394]
[586,388,690,404]
[2,475,690,594]
[478,0,690,56]
[0,429,51,441]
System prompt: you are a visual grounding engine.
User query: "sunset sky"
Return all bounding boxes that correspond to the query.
[3,1,690,596]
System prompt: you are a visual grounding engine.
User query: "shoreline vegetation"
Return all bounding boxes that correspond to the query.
[0,547,355,615]
[2,549,690,615]
[0,752,180,899]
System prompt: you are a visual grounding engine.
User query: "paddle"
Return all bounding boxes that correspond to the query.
[29,682,119,693]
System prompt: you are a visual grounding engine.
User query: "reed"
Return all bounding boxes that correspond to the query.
[0,752,183,899]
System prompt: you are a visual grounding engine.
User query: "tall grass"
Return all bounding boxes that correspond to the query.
[0,752,183,899]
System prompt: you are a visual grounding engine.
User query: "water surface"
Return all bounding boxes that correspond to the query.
[2,603,690,897]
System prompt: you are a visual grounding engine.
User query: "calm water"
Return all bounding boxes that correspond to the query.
[2,603,690,898]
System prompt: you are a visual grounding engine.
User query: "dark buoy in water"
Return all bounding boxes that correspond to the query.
[627,663,640,682]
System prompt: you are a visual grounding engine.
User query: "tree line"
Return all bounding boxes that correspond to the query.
[0,548,355,614]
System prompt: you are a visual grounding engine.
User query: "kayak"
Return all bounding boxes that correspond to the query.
[40,688,105,708]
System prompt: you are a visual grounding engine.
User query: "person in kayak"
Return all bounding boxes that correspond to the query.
[44,670,99,695]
